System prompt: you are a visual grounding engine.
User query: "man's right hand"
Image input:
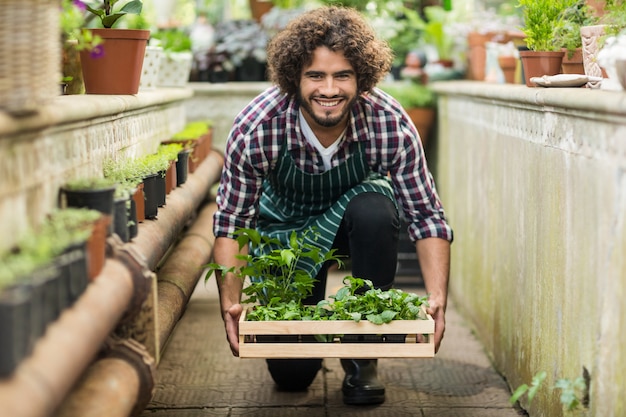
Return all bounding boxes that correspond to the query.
[223,303,243,356]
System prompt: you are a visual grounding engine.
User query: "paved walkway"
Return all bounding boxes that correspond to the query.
[140,271,526,417]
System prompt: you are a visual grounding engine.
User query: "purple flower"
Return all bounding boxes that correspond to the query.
[73,0,86,11]
[90,44,105,59]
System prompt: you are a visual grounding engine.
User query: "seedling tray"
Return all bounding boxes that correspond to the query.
[238,307,435,359]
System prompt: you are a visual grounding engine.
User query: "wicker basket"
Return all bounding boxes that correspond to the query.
[0,0,61,114]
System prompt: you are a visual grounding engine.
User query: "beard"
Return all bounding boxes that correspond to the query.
[297,90,357,128]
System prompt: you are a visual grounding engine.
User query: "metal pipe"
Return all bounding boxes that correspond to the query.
[0,151,224,417]
[54,358,140,417]
[157,202,217,354]
[49,153,224,417]
[0,260,134,417]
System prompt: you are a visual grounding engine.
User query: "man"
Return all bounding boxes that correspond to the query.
[212,6,453,406]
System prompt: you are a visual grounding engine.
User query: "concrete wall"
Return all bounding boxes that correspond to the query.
[0,89,191,253]
[433,81,626,417]
[186,82,270,152]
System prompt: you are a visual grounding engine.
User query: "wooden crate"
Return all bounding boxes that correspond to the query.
[238,308,435,359]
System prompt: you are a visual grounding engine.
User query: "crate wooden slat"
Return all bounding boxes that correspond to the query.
[238,307,435,359]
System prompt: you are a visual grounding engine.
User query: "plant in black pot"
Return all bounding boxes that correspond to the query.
[60,176,117,235]
[104,157,144,230]
[0,233,59,378]
[44,208,102,305]
[135,153,170,218]
[158,142,183,193]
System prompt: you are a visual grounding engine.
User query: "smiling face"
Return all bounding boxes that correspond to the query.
[297,47,358,140]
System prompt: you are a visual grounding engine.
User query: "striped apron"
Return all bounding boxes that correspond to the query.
[256,139,397,277]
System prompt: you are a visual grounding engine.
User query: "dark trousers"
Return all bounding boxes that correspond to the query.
[267,192,400,390]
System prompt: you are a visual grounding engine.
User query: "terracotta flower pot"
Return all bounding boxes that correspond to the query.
[498,55,518,83]
[406,107,436,147]
[80,28,150,95]
[519,50,565,87]
[561,48,585,74]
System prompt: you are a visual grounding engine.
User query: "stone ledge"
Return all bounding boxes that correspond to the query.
[431,81,626,117]
[0,88,193,137]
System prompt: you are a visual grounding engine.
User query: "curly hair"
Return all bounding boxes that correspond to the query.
[266,7,393,97]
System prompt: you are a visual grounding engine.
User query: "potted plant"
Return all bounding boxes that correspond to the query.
[61,0,104,94]
[517,0,575,86]
[60,176,116,278]
[44,208,101,302]
[552,0,598,74]
[78,0,150,94]
[204,228,434,358]
[158,143,183,194]
[378,81,436,147]
[165,120,214,173]
[579,0,626,82]
[151,28,194,88]
[214,20,269,81]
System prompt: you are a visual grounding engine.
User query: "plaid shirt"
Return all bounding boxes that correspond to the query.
[214,85,453,243]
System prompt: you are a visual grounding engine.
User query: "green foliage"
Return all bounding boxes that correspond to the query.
[517,0,577,51]
[420,6,455,61]
[379,82,436,109]
[318,276,429,323]
[171,121,213,141]
[204,228,430,325]
[510,370,547,406]
[64,176,117,191]
[103,158,143,185]
[555,376,587,412]
[205,228,342,317]
[384,6,426,67]
[510,370,589,413]
[0,208,101,289]
[602,0,626,37]
[151,29,192,53]
[83,0,144,29]
[551,0,597,56]
[158,143,183,162]
[61,0,103,52]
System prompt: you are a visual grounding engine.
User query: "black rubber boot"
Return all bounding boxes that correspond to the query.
[266,358,322,391]
[341,359,386,405]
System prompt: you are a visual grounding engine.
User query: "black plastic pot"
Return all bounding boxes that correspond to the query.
[28,263,61,341]
[176,149,190,186]
[142,174,159,219]
[157,171,166,207]
[61,185,116,236]
[128,196,138,240]
[0,284,34,377]
[61,242,88,305]
[113,197,130,243]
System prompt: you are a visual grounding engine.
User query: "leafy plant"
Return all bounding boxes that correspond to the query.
[317,276,429,324]
[517,0,577,51]
[0,208,101,290]
[63,176,117,191]
[205,228,342,319]
[551,0,597,57]
[204,228,430,325]
[510,370,547,406]
[510,368,589,413]
[601,0,626,38]
[61,0,103,52]
[83,0,143,29]
[379,82,436,109]
[151,29,193,53]
[420,6,455,61]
